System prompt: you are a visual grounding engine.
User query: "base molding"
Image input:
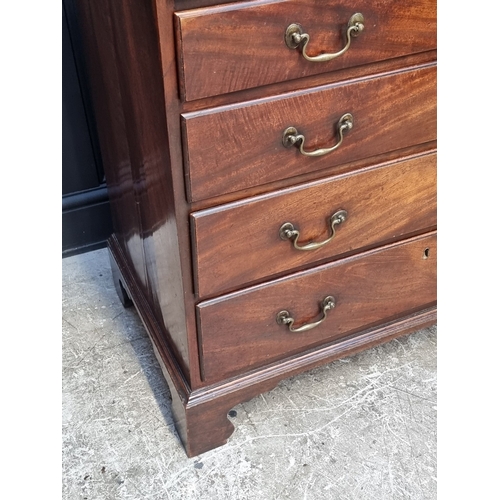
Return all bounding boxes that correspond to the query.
[62,186,112,257]
[108,234,436,457]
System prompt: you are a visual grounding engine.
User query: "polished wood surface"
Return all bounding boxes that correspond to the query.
[76,0,148,289]
[192,151,436,298]
[180,49,437,116]
[188,141,436,210]
[76,0,193,378]
[182,63,436,201]
[197,232,436,383]
[175,0,245,9]
[79,0,437,456]
[110,232,436,457]
[174,0,437,101]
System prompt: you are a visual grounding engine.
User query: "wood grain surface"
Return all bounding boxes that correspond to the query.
[110,232,436,456]
[182,63,436,201]
[197,232,436,382]
[77,0,196,378]
[79,0,437,457]
[174,0,437,101]
[191,151,436,298]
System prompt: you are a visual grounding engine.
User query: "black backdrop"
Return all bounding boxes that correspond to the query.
[62,0,112,257]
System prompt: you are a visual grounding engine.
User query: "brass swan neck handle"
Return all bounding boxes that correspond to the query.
[285,13,365,63]
[282,113,353,157]
[277,296,336,333]
[279,210,348,251]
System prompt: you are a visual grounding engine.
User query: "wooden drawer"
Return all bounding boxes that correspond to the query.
[174,0,436,101]
[182,64,436,202]
[81,0,438,458]
[191,152,436,298]
[197,232,436,383]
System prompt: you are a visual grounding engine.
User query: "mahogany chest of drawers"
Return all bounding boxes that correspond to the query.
[77,0,437,456]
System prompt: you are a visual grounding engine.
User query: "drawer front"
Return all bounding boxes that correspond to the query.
[182,64,436,202]
[174,0,436,101]
[192,152,436,298]
[197,232,436,383]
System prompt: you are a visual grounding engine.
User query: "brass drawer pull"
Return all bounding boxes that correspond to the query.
[282,113,353,157]
[277,296,336,333]
[285,13,365,62]
[279,209,348,251]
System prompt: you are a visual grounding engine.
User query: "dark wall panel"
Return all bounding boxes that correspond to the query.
[62,2,98,194]
[62,0,112,256]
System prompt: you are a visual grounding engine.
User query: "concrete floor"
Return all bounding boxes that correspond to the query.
[62,248,437,500]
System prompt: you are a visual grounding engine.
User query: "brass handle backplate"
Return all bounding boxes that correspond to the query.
[277,296,336,333]
[285,13,365,62]
[282,113,353,157]
[279,209,348,251]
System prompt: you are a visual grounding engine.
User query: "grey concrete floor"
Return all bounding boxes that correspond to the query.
[62,248,437,500]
